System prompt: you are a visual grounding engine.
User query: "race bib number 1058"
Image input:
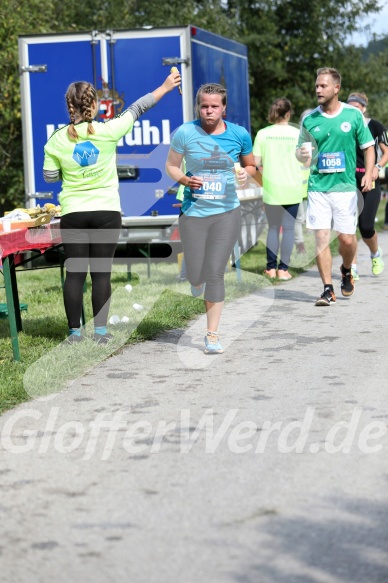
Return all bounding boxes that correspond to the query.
[318,152,346,173]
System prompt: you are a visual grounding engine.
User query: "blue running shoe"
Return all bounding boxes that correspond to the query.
[191,283,206,297]
[204,331,224,354]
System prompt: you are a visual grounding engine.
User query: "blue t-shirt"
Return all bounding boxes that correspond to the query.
[170,120,253,217]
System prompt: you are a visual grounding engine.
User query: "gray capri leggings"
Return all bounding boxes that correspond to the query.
[179,206,241,303]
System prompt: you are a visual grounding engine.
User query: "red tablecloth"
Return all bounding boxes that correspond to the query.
[0,222,62,260]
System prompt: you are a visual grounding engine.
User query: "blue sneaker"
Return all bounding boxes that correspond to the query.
[191,283,206,297]
[204,332,224,354]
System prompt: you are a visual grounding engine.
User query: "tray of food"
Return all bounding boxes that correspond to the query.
[0,204,61,232]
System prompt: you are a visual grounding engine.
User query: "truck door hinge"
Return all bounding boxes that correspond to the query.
[162,57,190,66]
[19,65,47,75]
[105,30,116,44]
[91,30,99,45]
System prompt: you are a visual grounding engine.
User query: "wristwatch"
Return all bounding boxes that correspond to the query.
[375,163,382,170]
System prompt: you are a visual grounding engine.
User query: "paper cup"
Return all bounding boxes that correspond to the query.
[234,162,245,184]
[302,142,312,157]
[109,314,120,325]
[2,218,12,232]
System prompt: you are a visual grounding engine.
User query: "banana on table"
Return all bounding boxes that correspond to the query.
[10,204,61,218]
[2,203,62,229]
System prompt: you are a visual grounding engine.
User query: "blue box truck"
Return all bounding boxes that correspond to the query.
[18,26,253,248]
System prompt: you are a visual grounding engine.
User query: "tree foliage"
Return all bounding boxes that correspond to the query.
[227,0,387,131]
[0,0,387,211]
[0,0,55,212]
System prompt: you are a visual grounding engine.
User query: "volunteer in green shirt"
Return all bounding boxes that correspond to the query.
[253,97,304,280]
[44,71,181,342]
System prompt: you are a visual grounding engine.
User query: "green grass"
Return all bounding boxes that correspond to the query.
[1,198,386,414]
[0,259,264,412]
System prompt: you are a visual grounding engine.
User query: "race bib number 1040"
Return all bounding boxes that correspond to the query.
[193,173,227,199]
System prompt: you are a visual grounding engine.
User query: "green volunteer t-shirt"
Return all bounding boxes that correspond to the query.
[252,123,304,205]
[43,110,134,215]
[299,104,374,193]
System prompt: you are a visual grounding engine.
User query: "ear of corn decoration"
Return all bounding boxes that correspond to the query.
[170,66,182,95]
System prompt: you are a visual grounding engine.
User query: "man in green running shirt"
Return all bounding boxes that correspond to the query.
[296,67,375,306]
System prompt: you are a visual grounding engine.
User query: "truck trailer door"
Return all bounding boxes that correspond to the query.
[107,28,188,219]
[19,32,102,208]
[190,27,250,131]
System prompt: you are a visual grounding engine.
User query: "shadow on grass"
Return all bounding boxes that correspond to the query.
[0,316,65,341]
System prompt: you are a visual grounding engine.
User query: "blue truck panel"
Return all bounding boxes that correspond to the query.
[112,34,185,217]
[27,39,99,205]
[191,27,250,131]
[191,27,248,57]
[191,42,250,130]
[19,27,250,232]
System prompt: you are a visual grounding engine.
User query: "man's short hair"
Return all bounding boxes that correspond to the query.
[316,67,341,86]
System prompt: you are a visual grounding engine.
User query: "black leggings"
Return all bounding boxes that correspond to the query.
[179,207,241,303]
[357,173,381,239]
[60,211,121,328]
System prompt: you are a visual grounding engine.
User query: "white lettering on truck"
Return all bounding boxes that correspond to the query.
[46,120,171,146]
[46,124,66,140]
